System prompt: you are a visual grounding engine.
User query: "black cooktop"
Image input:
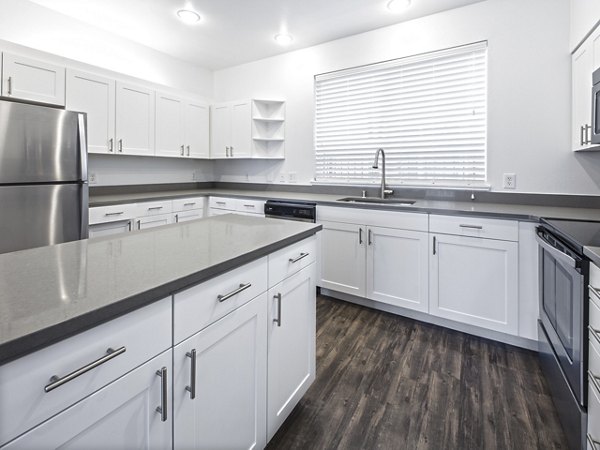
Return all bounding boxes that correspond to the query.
[542,218,600,253]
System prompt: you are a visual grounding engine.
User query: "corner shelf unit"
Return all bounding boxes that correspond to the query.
[251,99,285,159]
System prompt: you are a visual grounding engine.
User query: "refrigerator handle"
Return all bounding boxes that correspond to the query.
[78,113,88,182]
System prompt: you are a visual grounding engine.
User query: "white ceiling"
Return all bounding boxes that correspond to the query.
[29,0,486,70]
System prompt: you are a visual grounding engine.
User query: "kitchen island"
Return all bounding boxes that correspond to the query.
[0,214,321,449]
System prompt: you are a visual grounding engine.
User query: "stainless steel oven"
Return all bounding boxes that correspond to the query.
[536,223,588,450]
[593,67,600,145]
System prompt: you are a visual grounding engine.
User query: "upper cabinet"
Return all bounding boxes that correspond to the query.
[572,26,600,151]
[1,53,65,106]
[155,92,209,159]
[570,0,600,52]
[115,82,155,156]
[66,70,115,154]
[211,99,285,159]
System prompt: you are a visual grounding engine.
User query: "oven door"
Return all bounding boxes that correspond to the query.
[536,229,586,406]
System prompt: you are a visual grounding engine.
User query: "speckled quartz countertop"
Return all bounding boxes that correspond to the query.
[90,188,600,222]
[0,215,321,364]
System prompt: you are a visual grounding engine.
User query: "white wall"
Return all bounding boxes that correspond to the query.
[214,0,600,195]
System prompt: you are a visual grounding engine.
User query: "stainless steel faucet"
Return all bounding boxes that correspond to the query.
[372,148,394,199]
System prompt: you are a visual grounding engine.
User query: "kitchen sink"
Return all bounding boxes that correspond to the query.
[337,197,417,205]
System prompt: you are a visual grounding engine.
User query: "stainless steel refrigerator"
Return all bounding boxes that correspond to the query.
[0,99,88,254]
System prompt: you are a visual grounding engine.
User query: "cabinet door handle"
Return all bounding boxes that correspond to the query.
[581,125,586,146]
[586,124,593,145]
[368,229,373,245]
[459,224,483,230]
[273,293,282,327]
[289,252,309,264]
[7,76,12,95]
[359,228,363,245]
[226,146,230,157]
[174,214,179,223]
[128,220,132,232]
[433,236,437,255]
[588,434,600,450]
[181,145,185,156]
[118,139,123,153]
[185,349,196,400]
[155,366,168,422]
[217,282,252,302]
[44,346,126,393]
[187,145,191,156]
[230,146,234,157]
[109,138,114,152]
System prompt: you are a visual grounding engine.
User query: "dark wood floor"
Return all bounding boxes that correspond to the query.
[267,295,569,450]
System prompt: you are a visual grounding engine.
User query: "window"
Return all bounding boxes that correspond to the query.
[314,42,487,187]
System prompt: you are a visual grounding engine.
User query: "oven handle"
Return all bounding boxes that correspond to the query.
[535,231,577,269]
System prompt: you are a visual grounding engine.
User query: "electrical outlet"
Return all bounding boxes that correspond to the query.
[278,173,286,183]
[89,173,98,184]
[503,173,516,189]
[288,172,297,183]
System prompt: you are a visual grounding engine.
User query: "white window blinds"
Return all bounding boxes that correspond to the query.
[314,42,488,187]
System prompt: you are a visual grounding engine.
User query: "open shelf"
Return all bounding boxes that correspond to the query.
[251,99,285,159]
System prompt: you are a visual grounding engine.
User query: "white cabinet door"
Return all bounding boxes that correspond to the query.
[66,70,115,154]
[570,0,600,51]
[116,82,155,156]
[136,213,172,230]
[319,221,366,297]
[572,43,594,151]
[4,350,172,450]
[1,53,65,106]
[210,104,230,158]
[155,92,184,158]
[366,226,429,313]
[89,219,132,238]
[185,101,210,159]
[173,294,267,450]
[230,100,251,158]
[267,264,316,441]
[430,233,519,335]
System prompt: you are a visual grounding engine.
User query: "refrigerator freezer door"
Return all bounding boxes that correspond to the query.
[0,184,88,254]
[0,100,86,183]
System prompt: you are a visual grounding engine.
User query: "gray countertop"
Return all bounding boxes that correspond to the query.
[585,246,600,268]
[90,188,600,222]
[0,215,321,365]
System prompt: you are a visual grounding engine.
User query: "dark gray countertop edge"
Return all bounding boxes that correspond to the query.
[0,226,321,366]
[585,246,600,268]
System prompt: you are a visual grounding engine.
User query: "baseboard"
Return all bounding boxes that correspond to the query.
[320,288,539,351]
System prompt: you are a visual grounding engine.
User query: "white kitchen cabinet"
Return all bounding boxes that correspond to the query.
[136,213,172,230]
[1,53,65,106]
[319,220,367,297]
[267,263,316,441]
[115,82,155,156]
[570,0,600,52]
[173,209,203,223]
[89,219,133,238]
[572,25,600,151]
[173,294,267,450]
[4,350,172,450]
[66,70,115,155]
[210,100,252,158]
[366,226,429,313]
[429,232,519,335]
[155,93,209,159]
[89,203,138,238]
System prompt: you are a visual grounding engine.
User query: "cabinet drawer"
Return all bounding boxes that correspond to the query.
[590,262,600,293]
[0,298,171,446]
[268,236,317,287]
[317,206,427,232]
[430,215,518,242]
[172,196,205,212]
[173,257,268,343]
[137,200,173,216]
[173,209,203,224]
[589,361,600,448]
[590,292,600,341]
[89,203,138,225]
[236,198,265,215]
[209,196,236,211]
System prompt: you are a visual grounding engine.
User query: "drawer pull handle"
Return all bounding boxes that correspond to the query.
[44,346,126,393]
[148,206,163,211]
[217,283,252,302]
[459,224,483,230]
[289,252,309,264]
[216,201,226,205]
[274,293,282,327]
[185,349,196,400]
[184,202,196,207]
[243,204,255,208]
[590,325,600,345]
[104,212,124,216]
[588,434,600,450]
[155,366,168,422]
[589,370,600,396]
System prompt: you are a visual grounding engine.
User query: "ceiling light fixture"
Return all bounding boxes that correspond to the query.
[386,0,412,13]
[274,33,294,46]
[177,9,201,25]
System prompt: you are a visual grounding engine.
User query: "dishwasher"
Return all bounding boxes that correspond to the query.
[264,200,316,223]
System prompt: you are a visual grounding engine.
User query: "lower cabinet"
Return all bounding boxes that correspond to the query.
[173,209,203,223]
[136,213,172,230]
[173,294,268,450]
[429,233,519,334]
[89,218,133,238]
[267,264,316,440]
[4,350,172,449]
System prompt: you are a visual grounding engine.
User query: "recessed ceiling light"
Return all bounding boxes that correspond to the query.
[387,0,411,13]
[177,9,201,25]
[274,33,294,46]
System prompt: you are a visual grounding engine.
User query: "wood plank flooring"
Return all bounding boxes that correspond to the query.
[267,295,569,450]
